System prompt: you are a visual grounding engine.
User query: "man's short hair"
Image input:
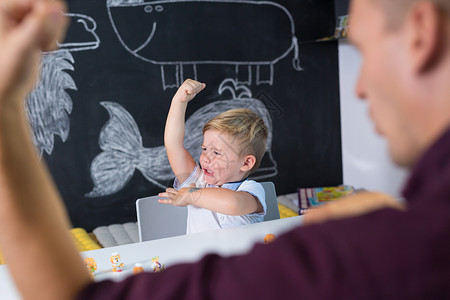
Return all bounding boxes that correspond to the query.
[203,108,268,174]
[373,0,450,29]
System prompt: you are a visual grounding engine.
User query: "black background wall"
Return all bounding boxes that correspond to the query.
[31,0,342,231]
[335,0,349,17]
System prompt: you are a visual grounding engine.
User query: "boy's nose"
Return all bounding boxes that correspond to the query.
[200,154,209,166]
[201,151,212,163]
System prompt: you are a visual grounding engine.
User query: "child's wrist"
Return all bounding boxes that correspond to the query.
[187,187,201,205]
[172,98,189,106]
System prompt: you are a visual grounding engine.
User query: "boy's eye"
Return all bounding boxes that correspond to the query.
[214,151,221,156]
[201,147,206,151]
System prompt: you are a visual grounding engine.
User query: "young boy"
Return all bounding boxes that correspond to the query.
[159,79,268,234]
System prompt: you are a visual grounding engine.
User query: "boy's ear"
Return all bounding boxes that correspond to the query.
[241,155,256,172]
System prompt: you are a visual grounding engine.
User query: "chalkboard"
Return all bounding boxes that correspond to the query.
[29,0,341,231]
[335,0,349,17]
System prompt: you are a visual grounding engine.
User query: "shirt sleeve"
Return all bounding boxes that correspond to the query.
[173,164,206,189]
[77,208,419,300]
[237,180,266,216]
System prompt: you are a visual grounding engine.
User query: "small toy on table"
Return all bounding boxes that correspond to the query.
[84,257,97,278]
[133,263,144,274]
[264,234,277,244]
[110,252,125,272]
[151,257,165,272]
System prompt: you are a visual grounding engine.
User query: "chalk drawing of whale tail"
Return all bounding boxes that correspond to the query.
[86,102,172,197]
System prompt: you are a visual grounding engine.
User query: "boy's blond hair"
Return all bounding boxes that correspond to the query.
[203,108,268,175]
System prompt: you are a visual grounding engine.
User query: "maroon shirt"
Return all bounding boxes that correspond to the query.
[78,129,450,299]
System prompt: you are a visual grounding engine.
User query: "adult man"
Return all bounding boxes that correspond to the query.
[0,0,449,299]
[0,1,89,300]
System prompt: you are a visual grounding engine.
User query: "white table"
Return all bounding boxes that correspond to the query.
[0,216,302,299]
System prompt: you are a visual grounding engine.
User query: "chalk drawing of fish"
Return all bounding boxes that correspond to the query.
[87,78,277,197]
[86,101,174,197]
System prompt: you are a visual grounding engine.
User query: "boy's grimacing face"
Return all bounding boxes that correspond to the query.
[200,130,248,186]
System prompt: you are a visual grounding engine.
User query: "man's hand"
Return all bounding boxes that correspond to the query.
[302,191,406,225]
[0,0,68,101]
[172,79,206,103]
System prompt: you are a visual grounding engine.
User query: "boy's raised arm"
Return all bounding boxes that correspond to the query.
[165,79,206,184]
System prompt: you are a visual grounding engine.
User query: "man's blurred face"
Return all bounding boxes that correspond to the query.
[350,0,420,167]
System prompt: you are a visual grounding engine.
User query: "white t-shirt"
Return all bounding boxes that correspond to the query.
[174,164,267,234]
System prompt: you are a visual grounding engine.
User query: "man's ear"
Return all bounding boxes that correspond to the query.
[241,155,256,172]
[407,1,443,74]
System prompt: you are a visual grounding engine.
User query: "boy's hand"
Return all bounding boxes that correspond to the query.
[158,184,201,207]
[172,79,206,103]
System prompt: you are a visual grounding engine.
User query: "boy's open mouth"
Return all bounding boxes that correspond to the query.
[203,169,214,176]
